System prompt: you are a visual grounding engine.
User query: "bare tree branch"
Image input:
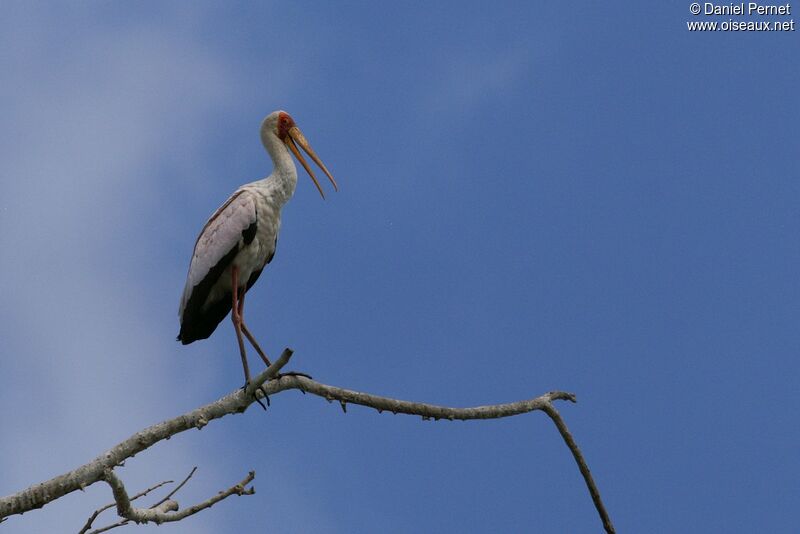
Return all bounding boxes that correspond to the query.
[87,520,129,534]
[87,519,133,534]
[0,349,293,520]
[283,375,576,420]
[149,466,197,509]
[101,468,254,525]
[0,348,611,532]
[79,478,173,534]
[80,467,201,534]
[542,403,616,534]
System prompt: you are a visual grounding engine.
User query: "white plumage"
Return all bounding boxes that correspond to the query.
[178,110,337,385]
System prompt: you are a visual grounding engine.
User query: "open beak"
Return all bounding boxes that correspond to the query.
[285,126,339,199]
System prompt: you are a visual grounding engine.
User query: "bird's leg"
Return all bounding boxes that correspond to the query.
[231,266,251,387]
[237,291,272,367]
[233,274,310,385]
[242,323,273,367]
[235,283,269,408]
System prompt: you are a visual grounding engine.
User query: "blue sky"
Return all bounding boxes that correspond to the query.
[1,2,797,533]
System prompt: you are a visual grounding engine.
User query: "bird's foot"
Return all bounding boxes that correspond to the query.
[241,382,270,410]
[254,386,270,409]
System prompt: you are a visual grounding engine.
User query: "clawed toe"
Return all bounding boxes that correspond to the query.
[275,371,312,380]
[252,386,270,410]
[242,382,270,411]
[257,385,271,407]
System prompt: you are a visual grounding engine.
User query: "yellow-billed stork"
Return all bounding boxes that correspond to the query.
[178,110,337,386]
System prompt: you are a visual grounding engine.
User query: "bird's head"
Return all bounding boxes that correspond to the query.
[261,110,338,199]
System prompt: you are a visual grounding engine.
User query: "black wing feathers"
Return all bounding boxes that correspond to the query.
[177,243,240,344]
[178,204,261,344]
[246,235,276,292]
[242,220,257,245]
[178,194,277,345]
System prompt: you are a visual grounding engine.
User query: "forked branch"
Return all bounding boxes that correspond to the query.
[80,467,205,534]
[79,478,174,533]
[101,468,254,526]
[0,349,613,533]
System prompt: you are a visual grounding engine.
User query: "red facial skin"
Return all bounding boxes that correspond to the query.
[277,112,295,140]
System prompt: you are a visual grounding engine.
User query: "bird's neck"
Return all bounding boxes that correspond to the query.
[261,133,297,205]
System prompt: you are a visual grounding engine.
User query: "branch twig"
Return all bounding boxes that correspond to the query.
[101,468,254,525]
[542,402,615,534]
[150,466,197,509]
[78,479,173,534]
[280,375,576,420]
[80,466,202,534]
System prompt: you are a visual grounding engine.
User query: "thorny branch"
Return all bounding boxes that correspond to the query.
[0,348,613,532]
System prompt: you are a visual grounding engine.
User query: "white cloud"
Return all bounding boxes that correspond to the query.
[0,5,255,532]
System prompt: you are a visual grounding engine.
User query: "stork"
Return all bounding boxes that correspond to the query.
[178,110,337,386]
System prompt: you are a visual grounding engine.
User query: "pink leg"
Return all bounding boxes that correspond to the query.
[238,285,311,383]
[231,266,251,386]
[238,290,272,367]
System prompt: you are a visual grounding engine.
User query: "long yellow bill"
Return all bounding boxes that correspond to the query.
[285,126,339,199]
